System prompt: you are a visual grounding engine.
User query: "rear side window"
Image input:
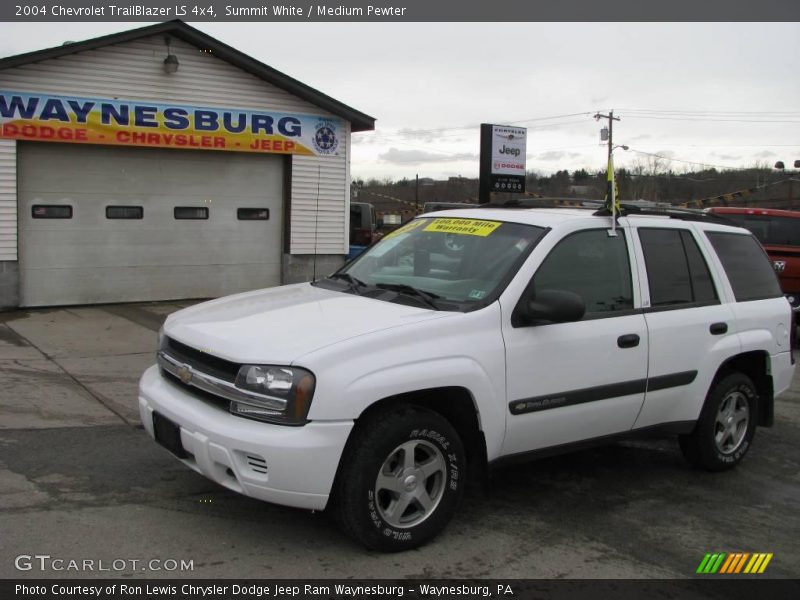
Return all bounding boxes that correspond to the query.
[706,232,783,302]
[639,228,718,307]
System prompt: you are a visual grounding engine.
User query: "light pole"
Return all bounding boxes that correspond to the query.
[774,160,800,209]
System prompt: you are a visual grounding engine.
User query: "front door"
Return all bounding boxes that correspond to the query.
[501,227,648,457]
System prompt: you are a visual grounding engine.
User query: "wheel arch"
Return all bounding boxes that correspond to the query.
[713,350,774,427]
[332,387,488,498]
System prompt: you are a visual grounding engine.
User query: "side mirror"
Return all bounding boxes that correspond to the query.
[521,289,585,325]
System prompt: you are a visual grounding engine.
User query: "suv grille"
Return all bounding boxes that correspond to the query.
[162,337,239,383]
[161,369,231,411]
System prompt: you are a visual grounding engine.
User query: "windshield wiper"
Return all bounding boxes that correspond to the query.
[328,273,367,295]
[374,283,441,310]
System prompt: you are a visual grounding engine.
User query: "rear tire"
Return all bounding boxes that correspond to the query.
[332,404,465,552]
[679,372,758,471]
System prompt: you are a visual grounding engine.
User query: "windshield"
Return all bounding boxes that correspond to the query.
[322,217,545,310]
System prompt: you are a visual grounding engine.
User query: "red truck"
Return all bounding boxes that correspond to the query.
[709,207,800,310]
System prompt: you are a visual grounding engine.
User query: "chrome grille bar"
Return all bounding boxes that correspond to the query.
[157,350,287,411]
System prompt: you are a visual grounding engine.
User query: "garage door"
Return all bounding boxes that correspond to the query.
[18,143,284,307]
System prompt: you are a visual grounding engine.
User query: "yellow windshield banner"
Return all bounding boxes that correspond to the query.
[382,218,428,240]
[424,218,501,237]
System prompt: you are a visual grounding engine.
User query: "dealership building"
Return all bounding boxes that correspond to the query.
[0,20,374,309]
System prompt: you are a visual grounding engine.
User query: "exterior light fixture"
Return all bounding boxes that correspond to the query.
[163,54,179,74]
[163,36,179,74]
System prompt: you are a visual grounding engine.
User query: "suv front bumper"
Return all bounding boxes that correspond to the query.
[138,365,353,510]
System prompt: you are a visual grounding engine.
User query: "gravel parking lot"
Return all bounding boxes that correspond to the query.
[1,302,799,579]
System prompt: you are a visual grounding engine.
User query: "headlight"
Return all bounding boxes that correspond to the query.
[231,365,316,425]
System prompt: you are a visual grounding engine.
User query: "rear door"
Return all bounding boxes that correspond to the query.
[631,223,738,429]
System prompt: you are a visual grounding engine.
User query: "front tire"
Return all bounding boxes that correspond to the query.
[332,405,466,552]
[679,372,758,471]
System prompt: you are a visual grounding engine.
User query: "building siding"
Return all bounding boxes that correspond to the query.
[0,34,349,259]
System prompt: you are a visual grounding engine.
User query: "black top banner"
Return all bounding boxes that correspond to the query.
[2,0,800,22]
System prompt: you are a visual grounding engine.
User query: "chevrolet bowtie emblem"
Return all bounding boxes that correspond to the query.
[176,365,193,384]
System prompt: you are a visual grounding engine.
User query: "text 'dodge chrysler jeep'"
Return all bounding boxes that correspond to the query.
[139,206,795,551]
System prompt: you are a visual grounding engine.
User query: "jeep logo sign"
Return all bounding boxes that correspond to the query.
[498,144,521,157]
[491,126,526,177]
[479,123,527,199]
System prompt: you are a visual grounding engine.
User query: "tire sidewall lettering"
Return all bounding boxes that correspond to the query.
[711,380,756,465]
[366,428,461,542]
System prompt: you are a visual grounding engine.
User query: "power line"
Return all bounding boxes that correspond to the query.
[624,115,800,124]
[625,148,752,171]
[617,108,800,116]
[360,111,596,140]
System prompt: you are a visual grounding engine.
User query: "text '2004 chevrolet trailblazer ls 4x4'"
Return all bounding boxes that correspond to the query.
[139,206,795,551]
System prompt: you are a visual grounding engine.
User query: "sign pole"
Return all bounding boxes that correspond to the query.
[478,124,493,204]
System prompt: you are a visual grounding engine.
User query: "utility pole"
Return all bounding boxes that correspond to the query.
[415,174,419,213]
[594,110,620,169]
[594,110,622,233]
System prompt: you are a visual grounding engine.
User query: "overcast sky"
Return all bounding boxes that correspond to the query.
[1,21,799,181]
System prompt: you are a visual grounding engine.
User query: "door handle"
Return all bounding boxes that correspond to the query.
[617,334,640,348]
[710,322,728,335]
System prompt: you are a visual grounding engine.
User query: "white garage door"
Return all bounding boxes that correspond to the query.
[18,143,284,307]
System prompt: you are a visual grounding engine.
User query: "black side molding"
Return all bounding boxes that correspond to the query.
[510,371,698,415]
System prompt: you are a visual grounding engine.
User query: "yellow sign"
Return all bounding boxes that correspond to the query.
[424,218,501,237]
[382,218,428,240]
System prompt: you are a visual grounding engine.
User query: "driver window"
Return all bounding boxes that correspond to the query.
[532,229,633,316]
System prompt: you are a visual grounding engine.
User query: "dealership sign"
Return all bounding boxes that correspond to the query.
[0,90,342,156]
[479,124,527,200]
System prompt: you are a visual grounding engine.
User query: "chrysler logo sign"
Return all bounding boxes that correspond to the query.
[176,365,193,384]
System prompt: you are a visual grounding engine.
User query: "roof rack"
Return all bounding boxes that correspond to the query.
[608,203,735,225]
[478,197,735,225]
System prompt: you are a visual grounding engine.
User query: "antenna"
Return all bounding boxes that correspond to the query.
[312,164,320,282]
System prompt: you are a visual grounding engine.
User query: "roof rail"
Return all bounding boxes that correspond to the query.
[609,203,735,225]
[478,197,736,225]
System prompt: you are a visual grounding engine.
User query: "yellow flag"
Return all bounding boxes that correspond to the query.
[604,154,620,214]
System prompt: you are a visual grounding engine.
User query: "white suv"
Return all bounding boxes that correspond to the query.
[138,207,795,551]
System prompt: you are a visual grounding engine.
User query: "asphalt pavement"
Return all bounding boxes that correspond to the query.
[1,302,798,579]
